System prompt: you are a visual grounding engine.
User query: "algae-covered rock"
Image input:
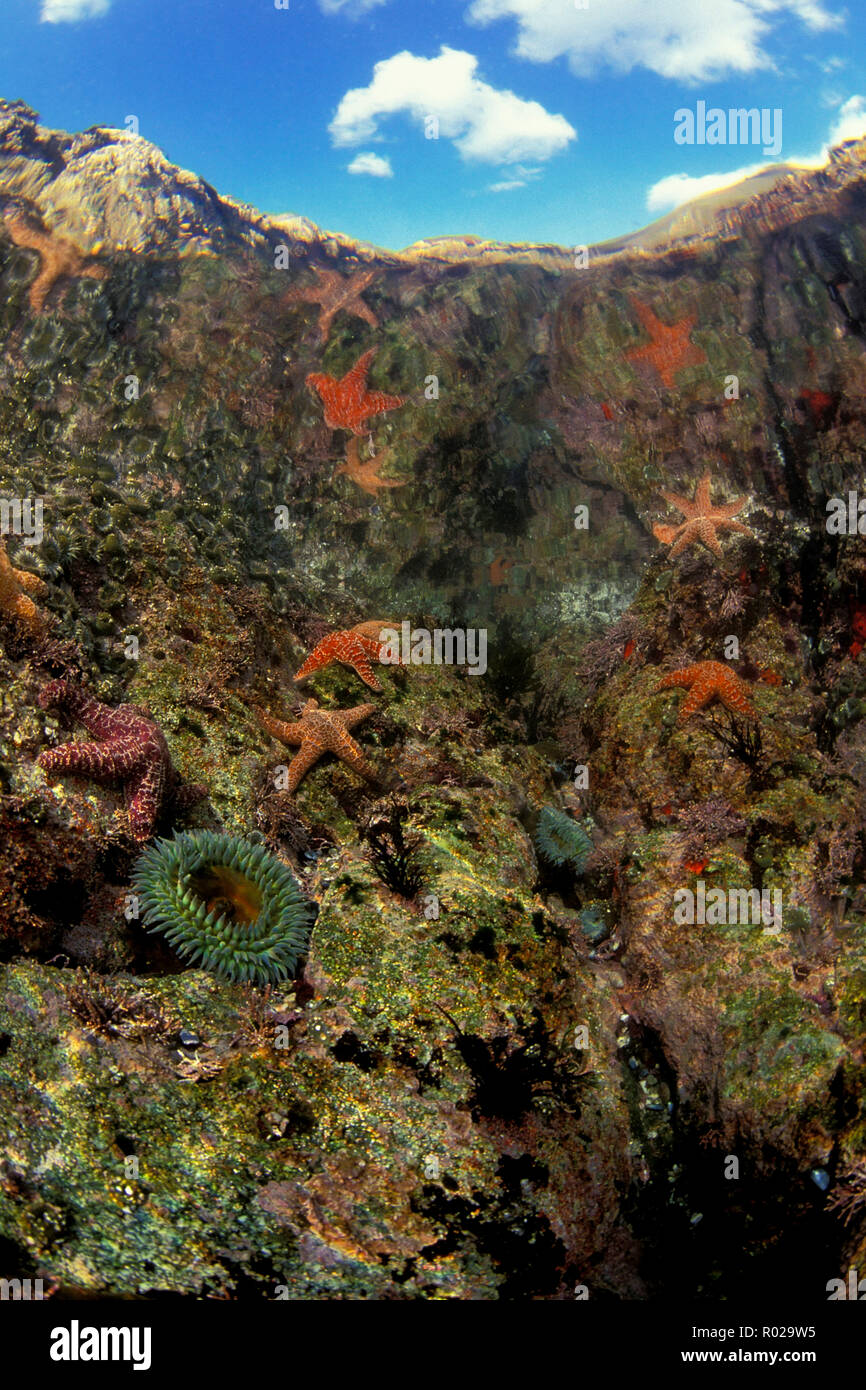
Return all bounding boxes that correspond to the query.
[2,102,866,1299]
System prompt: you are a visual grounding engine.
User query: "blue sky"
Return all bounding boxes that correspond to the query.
[2,0,865,249]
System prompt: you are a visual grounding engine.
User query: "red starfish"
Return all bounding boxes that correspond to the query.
[306,349,404,435]
[37,679,192,841]
[294,620,398,692]
[653,472,753,560]
[625,296,706,389]
[655,661,758,724]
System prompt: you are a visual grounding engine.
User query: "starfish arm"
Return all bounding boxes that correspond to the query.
[38,680,103,728]
[342,348,377,393]
[294,646,331,682]
[360,390,404,417]
[694,473,714,512]
[717,519,753,537]
[259,709,305,745]
[678,686,714,721]
[722,676,759,720]
[334,703,377,731]
[9,592,44,632]
[125,762,165,841]
[630,298,658,333]
[659,490,697,518]
[657,666,702,691]
[715,496,748,518]
[12,566,46,595]
[317,307,336,341]
[355,301,379,329]
[722,690,758,720]
[285,741,322,793]
[330,729,377,781]
[366,472,404,493]
[347,655,383,691]
[696,520,725,558]
[38,741,131,784]
[29,272,54,314]
[668,522,701,557]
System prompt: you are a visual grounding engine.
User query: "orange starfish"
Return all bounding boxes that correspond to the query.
[656,661,758,723]
[625,296,706,389]
[294,620,397,692]
[653,472,753,559]
[334,438,404,496]
[258,698,378,793]
[0,535,46,635]
[4,211,107,313]
[283,267,378,343]
[307,349,404,435]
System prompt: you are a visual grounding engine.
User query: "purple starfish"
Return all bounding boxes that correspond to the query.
[36,679,196,842]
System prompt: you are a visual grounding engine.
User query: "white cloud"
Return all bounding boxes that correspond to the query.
[330,46,576,165]
[488,163,541,192]
[347,151,394,177]
[319,0,389,13]
[827,94,866,145]
[467,0,841,83]
[647,162,768,212]
[646,94,866,213]
[40,0,111,19]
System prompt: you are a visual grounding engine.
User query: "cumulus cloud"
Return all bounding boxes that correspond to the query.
[467,0,841,83]
[827,94,866,145]
[646,94,866,213]
[347,151,394,177]
[40,0,111,18]
[330,46,576,165]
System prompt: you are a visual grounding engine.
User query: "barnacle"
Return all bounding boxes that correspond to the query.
[534,806,591,872]
[132,830,316,984]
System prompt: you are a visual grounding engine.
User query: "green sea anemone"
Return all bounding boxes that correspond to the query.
[534,806,592,872]
[132,830,316,984]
